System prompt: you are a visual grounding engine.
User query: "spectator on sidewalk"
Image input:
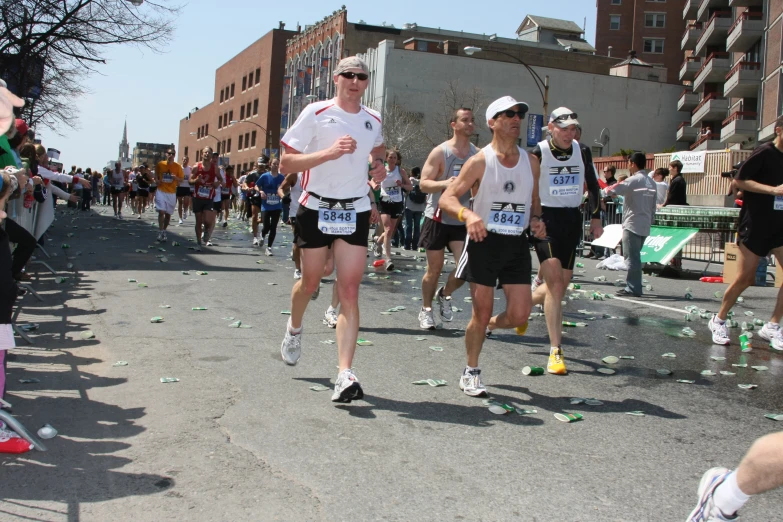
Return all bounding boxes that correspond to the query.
[0,169,20,403]
[652,168,669,206]
[664,160,687,207]
[606,152,658,297]
[404,166,425,250]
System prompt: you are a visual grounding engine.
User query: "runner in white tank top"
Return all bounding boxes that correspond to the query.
[372,150,411,270]
[439,96,546,398]
[279,172,305,279]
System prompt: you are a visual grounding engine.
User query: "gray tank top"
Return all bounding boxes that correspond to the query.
[424,142,477,225]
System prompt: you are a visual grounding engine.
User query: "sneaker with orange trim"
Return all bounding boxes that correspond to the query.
[547,346,567,375]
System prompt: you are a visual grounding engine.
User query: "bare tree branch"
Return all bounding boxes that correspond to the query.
[0,0,181,132]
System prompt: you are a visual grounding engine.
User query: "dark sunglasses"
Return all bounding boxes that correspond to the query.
[494,109,527,120]
[553,112,578,123]
[166,151,175,155]
[339,71,369,81]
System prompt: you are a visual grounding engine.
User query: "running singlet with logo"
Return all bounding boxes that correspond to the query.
[281,99,383,212]
[380,166,404,203]
[471,145,533,235]
[192,162,217,200]
[155,161,184,193]
[180,166,191,187]
[259,172,285,211]
[110,170,124,190]
[425,143,477,225]
[535,139,585,208]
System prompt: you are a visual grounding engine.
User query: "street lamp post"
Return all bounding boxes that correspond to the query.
[189,131,223,162]
[463,46,549,117]
[229,120,272,154]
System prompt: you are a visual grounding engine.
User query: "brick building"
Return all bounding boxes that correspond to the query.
[594,0,687,85]
[675,0,779,151]
[178,24,297,175]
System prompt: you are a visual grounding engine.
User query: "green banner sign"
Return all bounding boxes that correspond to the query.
[640,226,700,264]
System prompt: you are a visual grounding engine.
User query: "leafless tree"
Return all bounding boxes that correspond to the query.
[376,101,430,169]
[427,79,486,148]
[0,0,181,133]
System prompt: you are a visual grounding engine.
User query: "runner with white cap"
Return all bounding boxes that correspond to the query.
[278,55,384,403]
[526,107,602,375]
[440,95,546,397]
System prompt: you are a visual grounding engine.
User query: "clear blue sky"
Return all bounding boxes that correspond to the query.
[41,1,596,169]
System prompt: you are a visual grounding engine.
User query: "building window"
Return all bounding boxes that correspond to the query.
[184,146,188,158]
[228,110,233,123]
[243,162,248,173]
[255,68,260,85]
[230,83,235,98]
[244,132,250,149]
[242,76,247,91]
[609,15,620,30]
[218,115,222,128]
[240,105,245,120]
[227,138,231,153]
[417,40,428,52]
[611,0,621,4]
[253,99,259,116]
[196,150,201,162]
[224,87,229,100]
[251,130,257,147]
[246,102,251,119]
[205,124,209,135]
[645,13,666,28]
[220,90,224,103]
[217,142,221,154]
[643,38,665,53]
[238,134,243,150]
[248,70,253,87]
[221,140,226,154]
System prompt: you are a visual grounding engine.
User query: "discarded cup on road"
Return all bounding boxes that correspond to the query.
[522,366,544,376]
[150,317,164,323]
[554,413,583,423]
[37,424,57,440]
[740,334,752,352]
[765,414,783,421]
[601,356,619,364]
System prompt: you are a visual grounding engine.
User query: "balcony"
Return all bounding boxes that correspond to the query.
[728,0,762,6]
[690,135,724,151]
[698,0,731,22]
[691,93,730,126]
[724,61,762,98]
[693,52,731,92]
[678,90,701,111]
[684,0,699,19]
[680,56,703,82]
[682,23,703,51]
[726,12,765,53]
[720,111,758,144]
[677,122,700,142]
[695,12,733,56]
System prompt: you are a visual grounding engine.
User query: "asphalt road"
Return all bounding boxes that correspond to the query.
[2,202,782,521]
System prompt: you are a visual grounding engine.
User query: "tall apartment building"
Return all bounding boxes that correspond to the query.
[595,0,687,84]
[676,0,780,151]
[178,24,297,175]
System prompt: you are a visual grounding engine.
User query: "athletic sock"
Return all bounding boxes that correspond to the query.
[327,305,336,314]
[767,322,780,329]
[550,346,561,354]
[287,318,302,335]
[712,471,749,517]
[464,365,479,374]
[715,317,726,325]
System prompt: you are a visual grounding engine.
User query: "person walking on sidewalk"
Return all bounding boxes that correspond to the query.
[605,152,657,297]
[708,116,783,350]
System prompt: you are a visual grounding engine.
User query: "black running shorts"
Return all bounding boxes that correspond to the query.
[418,217,466,251]
[456,231,532,288]
[531,206,583,271]
[295,206,371,249]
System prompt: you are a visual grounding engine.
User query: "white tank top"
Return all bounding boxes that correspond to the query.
[471,144,533,236]
[380,166,404,203]
[425,142,477,225]
[180,166,192,187]
[537,139,585,208]
[289,174,303,214]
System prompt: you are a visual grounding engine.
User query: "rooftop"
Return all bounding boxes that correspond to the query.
[517,15,584,35]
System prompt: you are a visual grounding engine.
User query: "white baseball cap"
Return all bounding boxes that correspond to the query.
[485,96,529,125]
[549,107,579,128]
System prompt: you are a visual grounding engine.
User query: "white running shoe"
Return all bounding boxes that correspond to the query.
[418,307,436,330]
[294,269,302,280]
[331,369,363,403]
[372,241,383,258]
[137,214,141,219]
[205,240,213,247]
[686,467,737,522]
[323,308,338,328]
[385,259,394,271]
[281,328,302,365]
[178,218,183,225]
[252,237,259,246]
[162,231,167,242]
[708,314,731,346]
[156,231,163,242]
[759,323,783,351]
[436,286,453,322]
[531,276,543,293]
[459,368,487,397]
[265,247,273,256]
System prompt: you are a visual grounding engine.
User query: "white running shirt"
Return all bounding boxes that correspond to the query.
[281,99,383,212]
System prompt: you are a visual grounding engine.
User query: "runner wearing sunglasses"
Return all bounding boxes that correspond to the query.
[526,107,602,375]
[278,56,384,404]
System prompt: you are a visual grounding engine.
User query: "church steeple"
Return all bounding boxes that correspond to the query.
[118,120,129,161]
